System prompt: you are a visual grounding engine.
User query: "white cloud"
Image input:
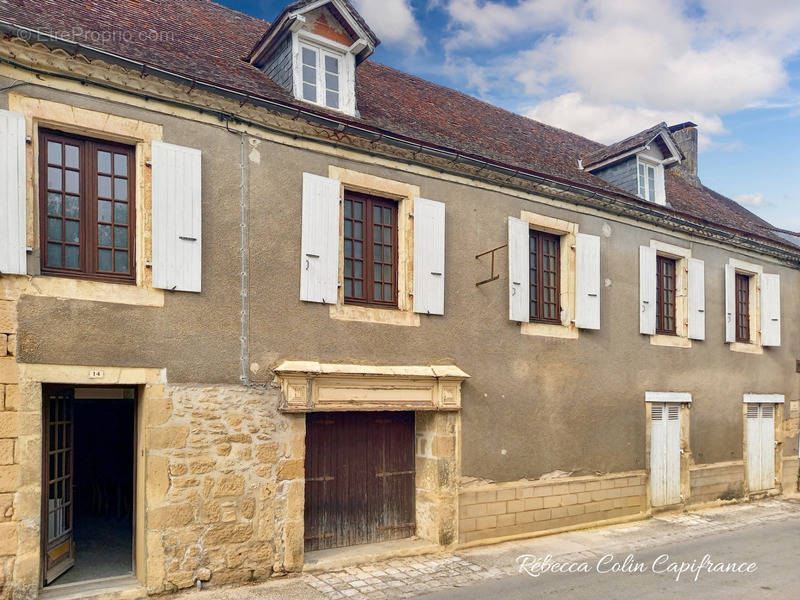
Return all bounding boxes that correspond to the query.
[525,93,725,147]
[437,0,800,144]
[351,0,425,52]
[733,193,766,207]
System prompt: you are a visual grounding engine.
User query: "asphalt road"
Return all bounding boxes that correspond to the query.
[421,517,799,599]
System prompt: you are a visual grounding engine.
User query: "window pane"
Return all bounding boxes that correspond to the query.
[65,195,80,218]
[324,54,339,73]
[98,200,112,222]
[114,154,127,176]
[344,259,352,277]
[383,246,391,262]
[302,64,316,85]
[344,219,352,238]
[647,167,656,200]
[47,217,62,241]
[302,47,316,66]
[114,178,128,200]
[354,241,362,259]
[325,72,339,91]
[47,243,62,267]
[48,167,62,191]
[97,248,112,271]
[64,145,79,169]
[384,265,391,281]
[374,263,381,282]
[353,261,362,278]
[114,202,128,224]
[65,220,79,243]
[48,141,62,166]
[374,283,381,299]
[64,245,79,269]
[114,226,128,248]
[303,83,316,102]
[98,151,112,173]
[98,224,112,246]
[344,279,353,297]
[344,200,352,218]
[374,245,381,261]
[384,283,392,301]
[98,175,112,198]
[383,207,391,225]
[326,91,339,109]
[354,280,362,297]
[354,222,362,239]
[354,202,362,219]
[48,193,62,216]
[373,225,381,243]
[65,170,79,195]
[115,250,129,273]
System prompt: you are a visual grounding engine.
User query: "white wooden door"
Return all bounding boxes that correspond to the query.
[747,403,775,492]
[650,403,681,506]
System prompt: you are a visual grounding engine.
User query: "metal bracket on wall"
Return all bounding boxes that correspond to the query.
[475,243,507,286]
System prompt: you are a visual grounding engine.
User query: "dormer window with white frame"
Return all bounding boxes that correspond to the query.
[636,156,666,206]
[296,37,351,112]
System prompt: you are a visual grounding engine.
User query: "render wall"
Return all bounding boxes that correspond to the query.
[4,79,800,485]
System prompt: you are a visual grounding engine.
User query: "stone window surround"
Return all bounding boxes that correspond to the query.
[273,360,469,554]
[327,166,420,327]
[729,258,764,355]
[8,92,164,307]
[644,392,692,510]
[518,211,578,340]
[649,240,692,349]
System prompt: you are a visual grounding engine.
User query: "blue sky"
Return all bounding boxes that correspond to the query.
[222,0,800,230]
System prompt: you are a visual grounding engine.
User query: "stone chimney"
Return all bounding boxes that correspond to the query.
[669,122,699,184]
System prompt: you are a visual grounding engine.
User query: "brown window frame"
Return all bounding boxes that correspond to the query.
[529,229,561,324]
[38,129,136,284]
[655,255,678,335]
[735,272,751,343]
[343,190,398,308]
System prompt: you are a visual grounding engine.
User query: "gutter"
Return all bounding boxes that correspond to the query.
[1,20,798,265]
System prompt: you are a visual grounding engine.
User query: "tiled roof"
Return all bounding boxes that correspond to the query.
[0,0,786,249]
[582,122,672,168]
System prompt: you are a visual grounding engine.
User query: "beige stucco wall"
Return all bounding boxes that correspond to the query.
[3,76,799,484]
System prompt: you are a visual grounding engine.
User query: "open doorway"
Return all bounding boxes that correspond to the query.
[42,385,136,588]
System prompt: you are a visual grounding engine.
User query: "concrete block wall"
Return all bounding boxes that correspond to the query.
[688,462,745,504]
[458,472,647,544]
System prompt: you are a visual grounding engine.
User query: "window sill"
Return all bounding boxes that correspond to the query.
[23,275,164,307]
[730,342,763,355]
[650,334,691,349]
[329,303,420,327]
[520,321,578,339]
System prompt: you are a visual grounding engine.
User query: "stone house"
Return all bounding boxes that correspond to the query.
[0,0,798,598]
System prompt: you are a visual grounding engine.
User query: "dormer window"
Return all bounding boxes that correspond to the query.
[636,156,665,205]
[248,0,379,118]
[299,41,346,111]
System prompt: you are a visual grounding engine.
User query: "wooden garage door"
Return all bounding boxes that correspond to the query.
[304,411,415,552]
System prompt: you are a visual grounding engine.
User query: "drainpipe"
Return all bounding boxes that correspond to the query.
[238,130,250,386]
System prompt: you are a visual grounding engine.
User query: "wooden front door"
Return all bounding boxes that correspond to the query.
[43,387,75,584]
[304,411,415,552]
[747,403,776,492]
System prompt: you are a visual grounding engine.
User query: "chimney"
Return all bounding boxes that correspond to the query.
[669,122,699,182]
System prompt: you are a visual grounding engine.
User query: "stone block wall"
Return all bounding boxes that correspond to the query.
[688,462,745,505]
[458,472,647,544]
[144,384,304,594]
[0,285,20,600]
[782,457,799,494]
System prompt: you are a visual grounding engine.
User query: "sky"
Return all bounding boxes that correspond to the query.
[221,0,800,230]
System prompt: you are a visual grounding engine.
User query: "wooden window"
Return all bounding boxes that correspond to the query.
[39,130,135,283]
[299,43,343,110]
[656,255,677,335]
[736,273,751,342]
[343,191,397,307]
[529,229,561,323]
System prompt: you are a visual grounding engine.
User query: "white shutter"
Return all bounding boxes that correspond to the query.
[687,258,705,340]
[299,172,340,304]
[639,246,656,335]
[575,233,600,330]
[508,217,530,322]
[0,109,27,275]
[152,141,202,292]
[746,403,761,492]
[665,404,681,504]
[760,404,775,491]
[650,403,666,507]
[761,273,781,347]
[413,197,445,315]
[724,264,736,343]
